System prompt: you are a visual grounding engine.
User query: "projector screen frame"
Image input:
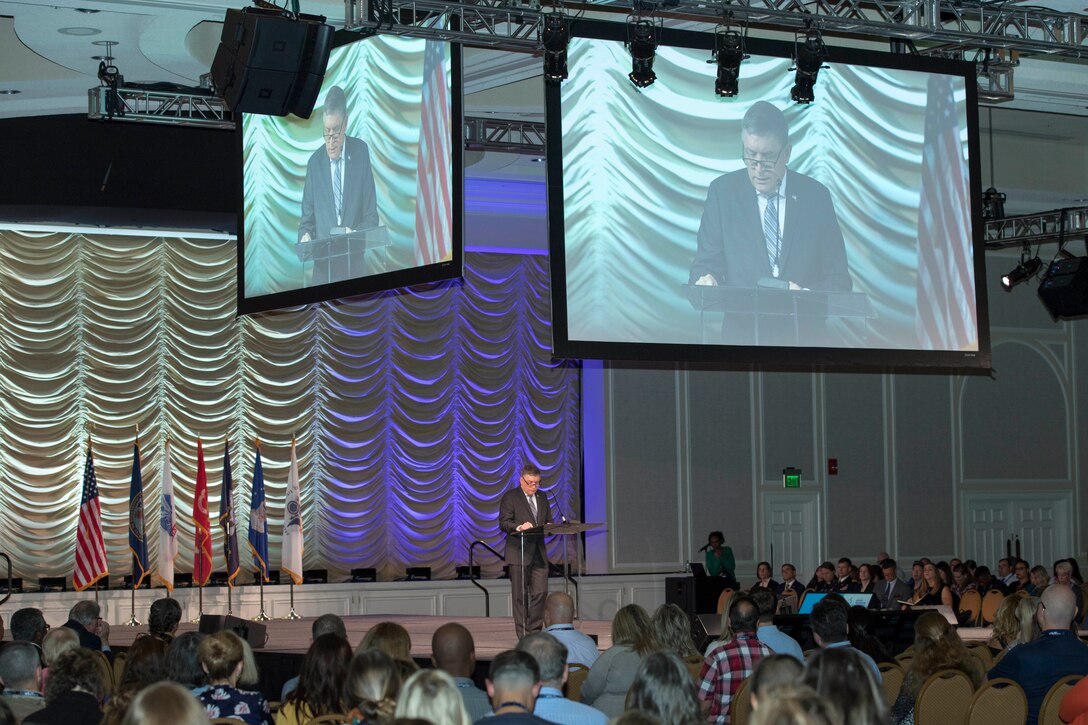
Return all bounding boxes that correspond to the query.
[545,20,991,370]
[236,31,464,316]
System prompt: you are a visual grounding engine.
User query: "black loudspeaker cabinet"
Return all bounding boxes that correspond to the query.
[1039,257,1088,319]
[211,7,333,118]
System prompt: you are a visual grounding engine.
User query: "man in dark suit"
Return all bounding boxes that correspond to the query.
[499,464,552,639]
[877,558,913,610]
[689,101,852,344]
[61,600,111,660]
[297,84,379,285]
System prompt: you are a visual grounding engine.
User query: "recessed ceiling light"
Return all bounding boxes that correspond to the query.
[0,90,22,95]
[91,40,119,46]
[58,26,101,36]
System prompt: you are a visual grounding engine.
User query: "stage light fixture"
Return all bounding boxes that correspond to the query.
[790,27,828,104]
[712,29,747,98]
[1001,254,1041,291]
[982,186,1007,220]
[541,11,570,84]
[626,17,658,89]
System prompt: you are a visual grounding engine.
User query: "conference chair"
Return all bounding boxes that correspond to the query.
[716,588,735,614]
[111,651,127,688]
[914,669,974,725]
[878,661,905,708]
[731,677,752,725]
[895,651,915,671]
[564,663,590,702]
[980,589,1005,625]
[91,649,115,693]
[1039,674,1082,725]
[965,678,1027,725]
[958,589,982,626]
[683,653,704,681]
[965,643,994,670]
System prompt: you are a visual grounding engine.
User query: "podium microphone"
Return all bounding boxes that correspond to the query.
[544,487,568,523]
[698,543,711,552]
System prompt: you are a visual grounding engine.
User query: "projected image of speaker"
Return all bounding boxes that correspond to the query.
[211,7,333,118]
[1039,257,1088,319]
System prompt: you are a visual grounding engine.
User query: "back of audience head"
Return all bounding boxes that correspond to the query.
[609,712,661,725]
[121,635,168,689]
[345,648,401,725]
[237,637,260,687]
[0,641,43,691]
[1039,583,1076,629]
[801,647,884,724]
[544,591,576,626]
[749,654,803,710]
[394,668,471,725]
[749,684,839,725]
[625,650,701,725]
[360,621,413,661]
[651,603,698,658]
[197,630,245,685]
[809,597,848,645]
[750,589,777,624]
[11,607,49,645]
[991,591,1037,648]
[291,632,352,716]
[486,650,540,709]
[515,632,567,687]
[43,626,80,668]
[312,613,348,641]
[45,647,106,704]
[430,622,475,678]
[69,600,101,628]
[165,631,206,688]
[910,610,979,687]
[847,606,891,663]
[611,604,657,656]
[729,596,759,635]
[121,681,209,725]
[148,598,182,641]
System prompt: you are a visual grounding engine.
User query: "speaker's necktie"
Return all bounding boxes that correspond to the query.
[333,159,343,227]
[764,193,780,277]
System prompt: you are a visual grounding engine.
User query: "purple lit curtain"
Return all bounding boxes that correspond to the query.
[0,228,580,581]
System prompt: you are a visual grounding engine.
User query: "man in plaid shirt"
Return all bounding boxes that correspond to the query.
[697,596,771,724]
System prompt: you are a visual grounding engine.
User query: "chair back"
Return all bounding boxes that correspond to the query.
[683,653,704,682]
[966,678,1026,725]
[914,668,974,725]
[965,644,993,670]
[716,588,735,614]
[111,651,127,690]
[959,589,983,626]
[878,661,905,709]
[895,651,914,671]
[1039,674,1082,725]
[91,649,114,693]
[564,663,590,702]
[731,677,751,725]
[980,589,1005,625]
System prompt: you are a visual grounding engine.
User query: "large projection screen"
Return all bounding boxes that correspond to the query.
[239,35,462,315]
[547,22,990,369]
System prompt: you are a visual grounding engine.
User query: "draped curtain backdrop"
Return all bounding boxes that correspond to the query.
[0,228,580,582]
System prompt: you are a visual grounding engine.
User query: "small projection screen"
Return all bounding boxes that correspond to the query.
[238,35,463,314]
[546,21,990,369]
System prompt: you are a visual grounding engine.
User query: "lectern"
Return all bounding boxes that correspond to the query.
[514,521,603,623]
[295,225,390,286]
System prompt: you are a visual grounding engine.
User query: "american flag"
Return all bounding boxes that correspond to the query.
[915,74,977,351]
[74,442,108,591]
[413,40,452,266]
[219,442,240,587]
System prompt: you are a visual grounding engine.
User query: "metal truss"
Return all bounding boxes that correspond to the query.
[88,86,235,130]
[345,0,1088,59]
[984,207,1088,249]
[465,116,546,153]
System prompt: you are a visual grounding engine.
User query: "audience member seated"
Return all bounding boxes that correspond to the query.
[775,564,805,612]
[1059,673,1088,725]
[581,604,657,718]
[951,563,977,598]
[750,590,802,663]
[192,631,272,725]
[430,623,490,722]
[516,632,607,725]
[1011,559,1032,593]
[936,561,954,589]
[856,564,878,595]
[62,601,111,659]
[747,655,802,712]
[987,584,1088,725]
[11,608,49,648]
[847,606,895,666]
[651,604,699,660]
[345,648,401,725]
[1053,560,1086,623]
[1028,565,1050,596]
[808,562,835,593]
[808,595,880,681]
[833,558,857,594]
[147,599,182,646]
[275,633,351,725]
[281,613,348,700]
[480,649,553,724]
[394,669,472,725]
[974,566,1009,596]
[877,559,913,611]
[24,648,106,725]
[0,641,45,721]
[987,591,1038,655]
[748,684,836,725]
[625,651,701,725]
[359,622,419,681]
[907,561,924,590]
[889,610,982,725]
[542,592,599,668]
[749,562,777,594]
[697,595,770,725]
[801,648,887,724]
[102,634,168,725]
[908,562,956,610]
[121,681,209,725]
[164,632,205,690]
[41,628,79,689]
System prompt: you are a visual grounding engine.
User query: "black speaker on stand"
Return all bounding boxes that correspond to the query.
[211,7,334,118]
[1039,257,1088,319]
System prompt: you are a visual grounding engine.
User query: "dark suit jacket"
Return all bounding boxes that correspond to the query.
[499,487,551,566]
[690,168,852,292]
[875,577,913,609]
[61,619,101,652]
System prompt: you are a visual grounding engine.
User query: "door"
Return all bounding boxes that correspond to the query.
[763,491,821,579]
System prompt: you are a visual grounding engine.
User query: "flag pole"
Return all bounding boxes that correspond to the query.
[287,582,301,620]
[255,572,269,621]
[227,582,233,616]
[126,584,140,626]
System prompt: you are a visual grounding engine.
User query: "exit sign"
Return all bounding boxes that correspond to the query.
[783,467,802,488]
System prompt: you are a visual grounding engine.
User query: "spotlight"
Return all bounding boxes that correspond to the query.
[712,29,747,98]
[541,11,569,85]
[982,186,1006,220]
[790,28,827,104]
[1001,255,1041,291]
[626,18,658,89]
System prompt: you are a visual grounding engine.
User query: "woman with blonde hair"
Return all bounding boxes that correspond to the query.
[750,684,838,725]
[651,603,699,659]
[890,610,983,725]
[122,681,209,725]
[344,648,401,725]
[582,604,658,718]
[988,591,1038,654]
[393,669,471,725]
[193,631,272,725]
[908,562,955,609]
[703,590,739,656]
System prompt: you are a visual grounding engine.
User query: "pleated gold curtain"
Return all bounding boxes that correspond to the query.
[0,228,579,582]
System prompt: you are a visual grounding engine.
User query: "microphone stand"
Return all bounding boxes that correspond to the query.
[255,571,269,621]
